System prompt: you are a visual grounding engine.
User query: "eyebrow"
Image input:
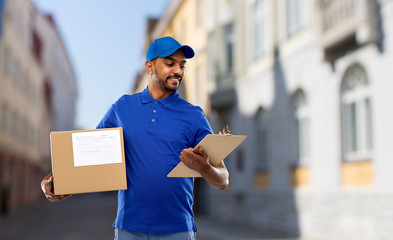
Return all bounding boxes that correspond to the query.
[164,56,187,64]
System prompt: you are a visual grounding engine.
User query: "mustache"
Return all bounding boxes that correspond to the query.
[166,74,182,81]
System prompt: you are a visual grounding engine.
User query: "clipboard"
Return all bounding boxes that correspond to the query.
[167,134,247,177]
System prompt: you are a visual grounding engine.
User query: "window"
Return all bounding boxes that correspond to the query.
[1,103,8,133]
[292,89,310,165]
[44,80,52,111]
[251,0,268,59]
[14,60,21,89]
[224,23,234,72]
[3,47,10,77]
[341,64,373,161]
[213,23,235,89]
[255,107,268,169]
[21,118,27,143]
[195,66,201,105]
[11,110,18,139]
[208,34,217,80]
[30,126,36,147]
[31,30,43,63]
[286,0,308,37]
[195,0,202,28]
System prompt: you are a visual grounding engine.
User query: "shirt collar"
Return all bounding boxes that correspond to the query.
[141,86,180,107]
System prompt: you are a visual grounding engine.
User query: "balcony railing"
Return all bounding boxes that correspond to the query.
[216,71,235,89]
[210,71,236,110]
[317,0,379,51]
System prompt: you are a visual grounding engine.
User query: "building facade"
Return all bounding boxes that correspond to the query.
[0,0,77,214]
[135,0,210,113]
[205,0,393,239]
[133,0,393,238]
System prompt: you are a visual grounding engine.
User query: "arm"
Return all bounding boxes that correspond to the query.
[41,172,72,202]
[179,147,229,190]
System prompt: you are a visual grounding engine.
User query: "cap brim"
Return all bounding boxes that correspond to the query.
[179,45,195,59]
[158,45,195,59]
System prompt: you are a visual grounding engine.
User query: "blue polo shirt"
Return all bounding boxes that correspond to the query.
[96,87,212,233]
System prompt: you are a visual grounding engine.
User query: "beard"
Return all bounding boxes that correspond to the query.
[153,67,182,92]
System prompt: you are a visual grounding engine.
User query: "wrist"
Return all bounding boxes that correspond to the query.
[199,162,214,175]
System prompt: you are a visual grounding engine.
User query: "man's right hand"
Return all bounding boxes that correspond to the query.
[41,172,72,202]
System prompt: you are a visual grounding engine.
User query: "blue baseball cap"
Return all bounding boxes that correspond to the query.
[146,36,195,61]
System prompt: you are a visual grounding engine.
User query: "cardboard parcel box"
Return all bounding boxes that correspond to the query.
[50,127,127,195]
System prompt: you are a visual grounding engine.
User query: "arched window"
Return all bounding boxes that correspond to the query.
[292,89,310,165]
[255,107,268,169]
[341,64,373,161]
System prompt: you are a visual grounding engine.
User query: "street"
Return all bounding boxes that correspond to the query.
[0,192,117,240]
[0,192,296,240]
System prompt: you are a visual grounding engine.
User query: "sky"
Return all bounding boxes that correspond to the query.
[32,0,169,129]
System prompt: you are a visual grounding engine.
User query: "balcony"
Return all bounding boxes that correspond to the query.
[317,0,380,60]
[210,71,236,110]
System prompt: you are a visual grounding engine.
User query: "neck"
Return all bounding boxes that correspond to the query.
[147,83,174,100]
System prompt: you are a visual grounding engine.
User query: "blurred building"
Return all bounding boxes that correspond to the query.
[134,0,393,238]
[134,0,210,113]
[0,0,77,214]
[133,17,159,93]
[205,0,393,239]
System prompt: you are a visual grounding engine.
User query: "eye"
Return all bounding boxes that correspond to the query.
[166,63,174,67]
[180,65,186,70]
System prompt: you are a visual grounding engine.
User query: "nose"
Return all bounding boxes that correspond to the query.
[173,64,183,76]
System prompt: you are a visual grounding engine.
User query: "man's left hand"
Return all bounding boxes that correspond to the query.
[179,147,210,173]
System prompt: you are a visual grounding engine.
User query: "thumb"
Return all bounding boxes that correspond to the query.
[47,176,53,190]
[198,147,208,158]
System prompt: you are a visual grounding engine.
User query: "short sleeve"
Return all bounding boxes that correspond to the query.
[192,109,213,148]
[96,105,118,129]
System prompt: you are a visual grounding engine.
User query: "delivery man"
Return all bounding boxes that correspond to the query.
[41,36,229,240]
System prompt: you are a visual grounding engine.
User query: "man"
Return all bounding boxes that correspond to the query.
[41,36,229,240]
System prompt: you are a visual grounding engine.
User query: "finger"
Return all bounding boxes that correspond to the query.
[46,190,56,196]
[180,148,192,159]
[181,148,191,155]
[62,194,72,200]
[43,172,52,181]
[198,147,208,159]
[41,173,52,192]
[179,152,189,164]
[44,178,53,193]
[55,195,71,200]
[48,197,61,202]
[58,194,72,200]
[44,181,56,199]
[47,194,72,202]
[192,146,200,153]
[179,150,185,160]
[48,176,53,188]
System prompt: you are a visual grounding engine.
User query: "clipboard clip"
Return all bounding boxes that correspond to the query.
[218,125,232,136]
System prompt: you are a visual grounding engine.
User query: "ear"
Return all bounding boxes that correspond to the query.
[145,61,154,75]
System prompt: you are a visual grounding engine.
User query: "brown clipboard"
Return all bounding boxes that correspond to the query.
[167,134,247,177]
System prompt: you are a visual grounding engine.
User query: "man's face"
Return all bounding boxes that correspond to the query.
[151,50,186,92]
